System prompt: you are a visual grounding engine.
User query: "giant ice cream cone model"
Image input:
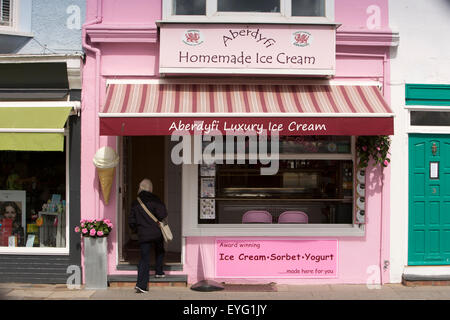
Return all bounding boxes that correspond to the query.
[96,167,115,204]
[93,147,120,205]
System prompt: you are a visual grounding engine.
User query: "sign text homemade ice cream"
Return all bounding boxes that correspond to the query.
[160,24,336,76]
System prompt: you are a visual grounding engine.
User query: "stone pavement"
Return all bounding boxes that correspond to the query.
[1,282,450,300]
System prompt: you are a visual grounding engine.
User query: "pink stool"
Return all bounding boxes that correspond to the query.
[242,210,273,223]
[278,211,308,224]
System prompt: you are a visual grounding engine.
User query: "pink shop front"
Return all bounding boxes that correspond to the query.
[82,0,398,286]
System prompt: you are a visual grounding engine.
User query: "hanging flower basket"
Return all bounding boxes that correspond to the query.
[356,136,391,169]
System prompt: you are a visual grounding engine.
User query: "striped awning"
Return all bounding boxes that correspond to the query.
[100,83,394,136]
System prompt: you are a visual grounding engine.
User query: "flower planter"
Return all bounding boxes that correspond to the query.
[84,237,108,289]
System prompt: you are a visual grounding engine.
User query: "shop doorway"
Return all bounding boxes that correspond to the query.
[119,136,182,266]
[408,134,450,265]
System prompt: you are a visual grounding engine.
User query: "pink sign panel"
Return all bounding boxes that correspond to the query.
[160,24,336,76]
[215,238,338,278]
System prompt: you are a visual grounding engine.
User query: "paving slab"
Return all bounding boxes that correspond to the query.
[5,289,53,299]
[0,283,33,289]
[46,290,96,300]
[2,282,450,300]
[281,284,333,292]
[0,289,12,297]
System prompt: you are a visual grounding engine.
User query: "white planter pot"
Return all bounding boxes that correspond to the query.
[84,237,108,289]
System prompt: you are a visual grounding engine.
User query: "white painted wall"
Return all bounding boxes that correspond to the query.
[389,0,450,283]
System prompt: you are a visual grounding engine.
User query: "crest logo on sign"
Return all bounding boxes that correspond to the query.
[292,31,312,47]
[183,30,204,46]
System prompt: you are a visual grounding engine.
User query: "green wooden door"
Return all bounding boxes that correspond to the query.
[409,134,450,265]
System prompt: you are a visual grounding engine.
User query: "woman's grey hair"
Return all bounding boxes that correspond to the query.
[138,178,153,194]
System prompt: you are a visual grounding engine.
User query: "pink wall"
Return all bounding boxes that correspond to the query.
[100,0,161,25]
[101,43,159,77]
[81,0,393,284]
[335,0,389,29]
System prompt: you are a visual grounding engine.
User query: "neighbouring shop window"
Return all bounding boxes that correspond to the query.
[0,148,67,248]
[0,0,11,26]
[198,136,353,224]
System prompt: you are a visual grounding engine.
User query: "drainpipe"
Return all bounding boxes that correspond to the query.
[82,0,103,219]
[379,52,389,285]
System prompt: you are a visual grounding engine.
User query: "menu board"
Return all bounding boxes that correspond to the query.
[199,164,216,219]
[200,178,215,198]
[200,164,216,177]
[200,199,216,220]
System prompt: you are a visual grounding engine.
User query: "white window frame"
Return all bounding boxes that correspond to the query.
[162,0,335,24]
[406,106,450,135]
[182,135,364,237]
[0,115,71,255]
[0,0,18,31]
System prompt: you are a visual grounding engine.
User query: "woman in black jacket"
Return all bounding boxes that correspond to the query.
[129,178,168,293]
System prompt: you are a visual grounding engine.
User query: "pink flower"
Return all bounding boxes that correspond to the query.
[80,223,85,228]
[104,219,111,224]
[90,229,96,236]
[97,231,104,237]
[74,226,80,233]
[362,146,367,151]
[383,160,389,166]
[82,228,88,234]
[377,147,381,151]
[107,223,113,228]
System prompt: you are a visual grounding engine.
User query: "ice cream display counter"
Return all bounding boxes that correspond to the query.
[198,160,354,224]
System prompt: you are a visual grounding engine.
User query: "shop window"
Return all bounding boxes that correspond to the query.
[165,0,332,21]
[0,148,67,248]
[197,136,353,225]
[0,0,11,27]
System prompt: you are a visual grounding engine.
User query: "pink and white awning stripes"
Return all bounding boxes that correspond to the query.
[101,84,392,115]
[99,83,393,136]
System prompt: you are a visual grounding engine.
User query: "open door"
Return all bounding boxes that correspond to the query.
[119,136,182,265]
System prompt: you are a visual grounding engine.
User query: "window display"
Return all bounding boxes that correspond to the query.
[0,150,66,248]
[198,136,354,225]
